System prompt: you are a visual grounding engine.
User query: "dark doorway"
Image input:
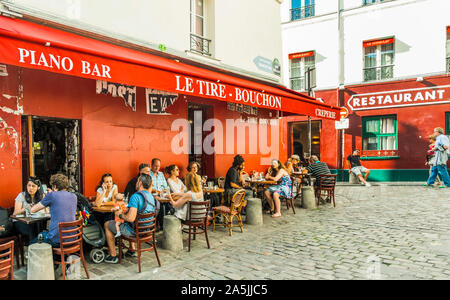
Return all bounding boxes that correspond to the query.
[188,103,215,178]
[21,116,82,192]
[289,120,322,163]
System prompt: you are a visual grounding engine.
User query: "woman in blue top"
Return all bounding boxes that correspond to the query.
[264,159,292,218]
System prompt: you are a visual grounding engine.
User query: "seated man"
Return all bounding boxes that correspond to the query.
[302,155,331,187]
[30,174,77,247]
[149,158,173,220]
[104,174,156,263]
[224,155,252,204]
[347,149,371,187]
[124,163,151,200]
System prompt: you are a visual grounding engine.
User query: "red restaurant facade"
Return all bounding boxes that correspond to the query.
[0,16,340,208]
[283,73,450,182]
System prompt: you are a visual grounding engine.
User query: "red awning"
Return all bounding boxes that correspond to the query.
[0,16,340,120]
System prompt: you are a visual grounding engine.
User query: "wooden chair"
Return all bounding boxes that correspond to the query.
[0,235,23,269]
[118,212,161,272]
[0,240,14,280]
[53,219,89,280]
[212,189,246,236]
[182,201,210,252]
[0,208,24,269]
[316,174,337,207]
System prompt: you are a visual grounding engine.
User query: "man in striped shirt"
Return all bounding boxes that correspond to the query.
[303,155,331,186]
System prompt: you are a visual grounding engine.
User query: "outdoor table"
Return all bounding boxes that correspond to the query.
[92,203,115,225]
[10,214,50,234]
[245,179,278,198]
[291,173,312,202]
[203,187,225,205]
[291,172,312,186]
[10,214,50,225]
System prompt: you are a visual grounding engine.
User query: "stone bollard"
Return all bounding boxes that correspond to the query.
[162,215,183,252]
[27,242,55,280]
[349,172,360,184]
[246,198,263,225]
[301,186,317,210]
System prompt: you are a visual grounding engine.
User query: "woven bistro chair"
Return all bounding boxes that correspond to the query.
[0,240,14,280]
[212,189,246,236]
[316,174,338,207]
[118,212,160,273]
[182,200,211,252]
[53,219,90,280]
[217,177,225,189]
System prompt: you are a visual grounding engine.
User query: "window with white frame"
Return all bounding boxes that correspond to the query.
[362,115,397,151]
[190,0,211,56]
[363,0,387,5]
[291,0,315,21]
[446,28,450,73]
[363,38,394,81]
[289,51,315,92]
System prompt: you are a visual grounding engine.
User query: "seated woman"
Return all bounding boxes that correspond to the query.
[286,154,301,175]
[169,172,212,222]
[13,177,45,241]
[166,164,187,194]
[94,173,118,207]
[186,161,206,186]
[264,159,292,218]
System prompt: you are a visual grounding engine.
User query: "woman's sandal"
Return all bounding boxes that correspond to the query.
[271,213,282,218]
[264,209,274,215]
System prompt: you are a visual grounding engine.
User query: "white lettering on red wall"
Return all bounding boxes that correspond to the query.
[17,47,112,79]
[175,75,282,110]
[315,108,336,119]
[347,85,450,111]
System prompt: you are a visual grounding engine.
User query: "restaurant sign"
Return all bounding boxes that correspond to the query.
[0,31,340,120]
[347,85,450,111]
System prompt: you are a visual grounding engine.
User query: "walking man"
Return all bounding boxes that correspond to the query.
[425,127,450,188]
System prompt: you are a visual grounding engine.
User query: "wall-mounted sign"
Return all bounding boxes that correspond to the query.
[335,118,349,130]
[253,56,281,76]
[347,85,450,111]
[363,38,394,48]
[227,102,235,111]
[272,58,281,76]
[146,89,178,115]
[96,80,136,111]
[288,51,314,60]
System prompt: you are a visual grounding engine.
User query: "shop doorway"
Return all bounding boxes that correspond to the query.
[289,120,322,164]
[188,103,215,178]
[21,116,82,192]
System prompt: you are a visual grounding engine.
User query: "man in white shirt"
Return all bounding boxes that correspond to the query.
[425,127,450,188]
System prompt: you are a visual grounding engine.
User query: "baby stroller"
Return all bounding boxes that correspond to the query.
[73,191,107,264]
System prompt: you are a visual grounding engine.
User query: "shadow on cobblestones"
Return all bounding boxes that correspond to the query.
[13,186,450,280]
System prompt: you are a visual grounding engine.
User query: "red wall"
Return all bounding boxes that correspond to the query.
[0,65,288,207]
[282,88,340,169]
[342,75,450,170]
[0,66,22,208]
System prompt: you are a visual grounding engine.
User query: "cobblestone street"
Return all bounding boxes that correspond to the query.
[14,184,450,280]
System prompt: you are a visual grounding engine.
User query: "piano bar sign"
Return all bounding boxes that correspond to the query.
[347,85,450,111]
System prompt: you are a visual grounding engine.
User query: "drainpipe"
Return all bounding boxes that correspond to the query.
[338,0,345,180]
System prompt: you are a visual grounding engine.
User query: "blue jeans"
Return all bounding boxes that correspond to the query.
[29,230,60,247]
[427,165,450,186]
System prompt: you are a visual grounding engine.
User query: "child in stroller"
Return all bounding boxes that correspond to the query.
[73,191,107,264]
